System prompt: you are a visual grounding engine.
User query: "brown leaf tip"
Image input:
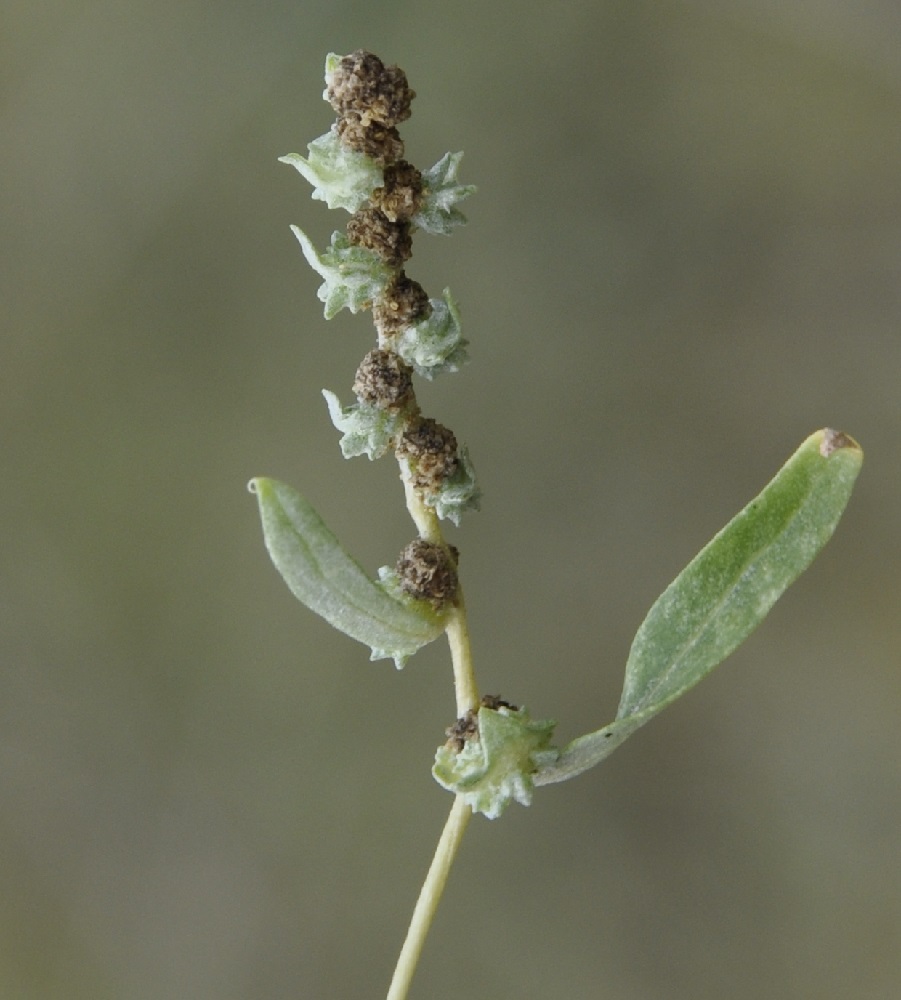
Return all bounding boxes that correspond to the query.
[820,428,859,458]
[480,694,518,712]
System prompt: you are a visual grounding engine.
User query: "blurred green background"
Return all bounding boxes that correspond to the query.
[3,2,900,998]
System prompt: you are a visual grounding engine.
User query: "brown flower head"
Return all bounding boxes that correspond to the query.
[371,161,424,222]
[395,539,459,610]
[334,116,405,165]
[373,273,431,336]
[397,417,459,493]
[347,207,412,266]
[352,349,414,410]
[326,50,415,127]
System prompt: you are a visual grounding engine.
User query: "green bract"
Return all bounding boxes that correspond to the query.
[279,131,384,213]
[534,428,863,786]
[394,289,469,378]
[433,706,558,819]
[289,227,392,318]
[398,446,481,526]
[249,477,448,667]
[321,390,406,460]
[415,152,476,235]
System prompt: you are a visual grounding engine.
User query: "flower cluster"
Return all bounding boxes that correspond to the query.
[283,50,479,586]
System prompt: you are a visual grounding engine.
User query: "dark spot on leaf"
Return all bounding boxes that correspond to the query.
[820,428,858,458]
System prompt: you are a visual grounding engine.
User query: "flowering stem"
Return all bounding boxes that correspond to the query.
[401,470,478,713]
[385,796,472,1000]
[394,461,477,998]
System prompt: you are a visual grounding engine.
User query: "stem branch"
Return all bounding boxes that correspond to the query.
[385,796,472,1000]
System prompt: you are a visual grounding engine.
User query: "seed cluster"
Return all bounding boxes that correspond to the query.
[352,349,414,409]
[395,539,459,609]
[325,50,465,611]
[372,273,431,335]
[397,417,459,495]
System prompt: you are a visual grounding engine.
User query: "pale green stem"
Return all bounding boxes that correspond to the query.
[401,474,442,543]
[385,796,472,1000]
[400,472,479,714]
[445,600,478,716]
[390,455,479,998]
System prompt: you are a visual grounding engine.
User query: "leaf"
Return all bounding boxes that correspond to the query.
[249,477,448,667]
[534,429,863,786]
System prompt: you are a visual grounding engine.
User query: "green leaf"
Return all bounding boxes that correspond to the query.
[535,428,863,786]
[249,477,448,667]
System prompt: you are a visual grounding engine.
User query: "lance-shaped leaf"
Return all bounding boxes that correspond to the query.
[535,428,863,786]
[249,477,448,667]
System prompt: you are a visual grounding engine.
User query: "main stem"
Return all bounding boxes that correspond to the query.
[401,476,479,715]
[385,796,472,1000]
[386,475,479,999]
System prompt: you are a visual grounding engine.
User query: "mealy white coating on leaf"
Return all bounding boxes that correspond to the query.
[279,131,383,213]
[394,289,469,378]
[250,477,447,667]
[289,227,391,318]
[432,707,558,819]
[414,152,476,236]
[533,429,862,787]
[322,390,404,460]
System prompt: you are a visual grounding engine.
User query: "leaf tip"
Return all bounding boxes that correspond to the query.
[247,477,274,498]
[819,428,861,459]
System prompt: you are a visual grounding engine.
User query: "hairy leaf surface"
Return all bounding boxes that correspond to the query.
[250,477,447,666]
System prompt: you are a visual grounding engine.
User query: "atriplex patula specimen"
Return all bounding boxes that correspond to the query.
[250,51,862,1000]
